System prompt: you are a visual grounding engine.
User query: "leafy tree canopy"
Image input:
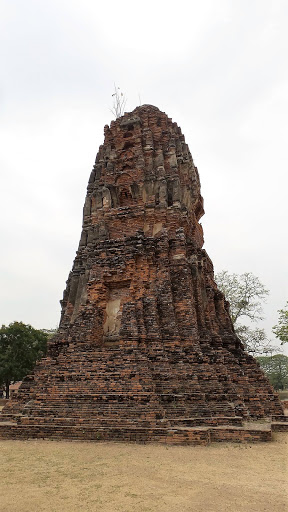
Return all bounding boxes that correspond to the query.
[257,354,288,390]
[235,325,278,356]
[273,302,288,344]
[215,271,273,355]
[215,271,269,324]
[0,322,48,398]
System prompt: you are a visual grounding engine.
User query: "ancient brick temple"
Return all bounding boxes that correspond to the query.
[0,105,284,444]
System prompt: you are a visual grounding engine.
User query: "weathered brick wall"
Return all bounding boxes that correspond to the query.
[0,105,283,444]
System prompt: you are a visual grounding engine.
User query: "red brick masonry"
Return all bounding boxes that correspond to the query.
[0,105,284,444]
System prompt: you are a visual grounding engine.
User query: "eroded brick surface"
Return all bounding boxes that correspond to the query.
[0,105,284,444]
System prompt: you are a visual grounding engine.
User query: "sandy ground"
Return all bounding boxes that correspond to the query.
[0,433,287,512]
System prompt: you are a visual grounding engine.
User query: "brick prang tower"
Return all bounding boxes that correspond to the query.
[0,105,284,444]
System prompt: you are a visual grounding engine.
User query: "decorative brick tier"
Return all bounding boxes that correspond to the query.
[0,105,284,444]
[0,422,272,445]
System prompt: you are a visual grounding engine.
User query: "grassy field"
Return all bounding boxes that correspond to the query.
[0,433,287,512]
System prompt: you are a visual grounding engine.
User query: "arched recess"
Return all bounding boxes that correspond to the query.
[116,173,133,206]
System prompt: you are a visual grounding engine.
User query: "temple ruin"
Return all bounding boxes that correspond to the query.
[0,105,285,444]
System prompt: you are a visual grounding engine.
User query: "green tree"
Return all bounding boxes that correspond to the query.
[273,302,288,344]
[257,354,288,390]
[235,325,278,356]
[42,328,58,340]
[215,271,272,354]
[0,322,48,398]
[215,271,269,324]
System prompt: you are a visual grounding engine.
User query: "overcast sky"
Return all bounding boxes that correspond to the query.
[1,0,287,353]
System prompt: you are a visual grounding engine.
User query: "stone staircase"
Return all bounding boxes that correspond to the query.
[1,396,284,445]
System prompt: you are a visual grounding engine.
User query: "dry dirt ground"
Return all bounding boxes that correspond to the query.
[0,433,287,512]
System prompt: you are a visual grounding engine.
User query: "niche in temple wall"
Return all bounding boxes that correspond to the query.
[116,174,133,206]
[91,186,117,211]
[103,285,130,343]
[102,187,112,208]
[142,178,181,207]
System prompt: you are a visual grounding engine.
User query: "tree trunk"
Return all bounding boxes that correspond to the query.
[5,380,10,399]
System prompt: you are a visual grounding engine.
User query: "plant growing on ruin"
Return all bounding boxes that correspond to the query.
[110,84,127,118]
